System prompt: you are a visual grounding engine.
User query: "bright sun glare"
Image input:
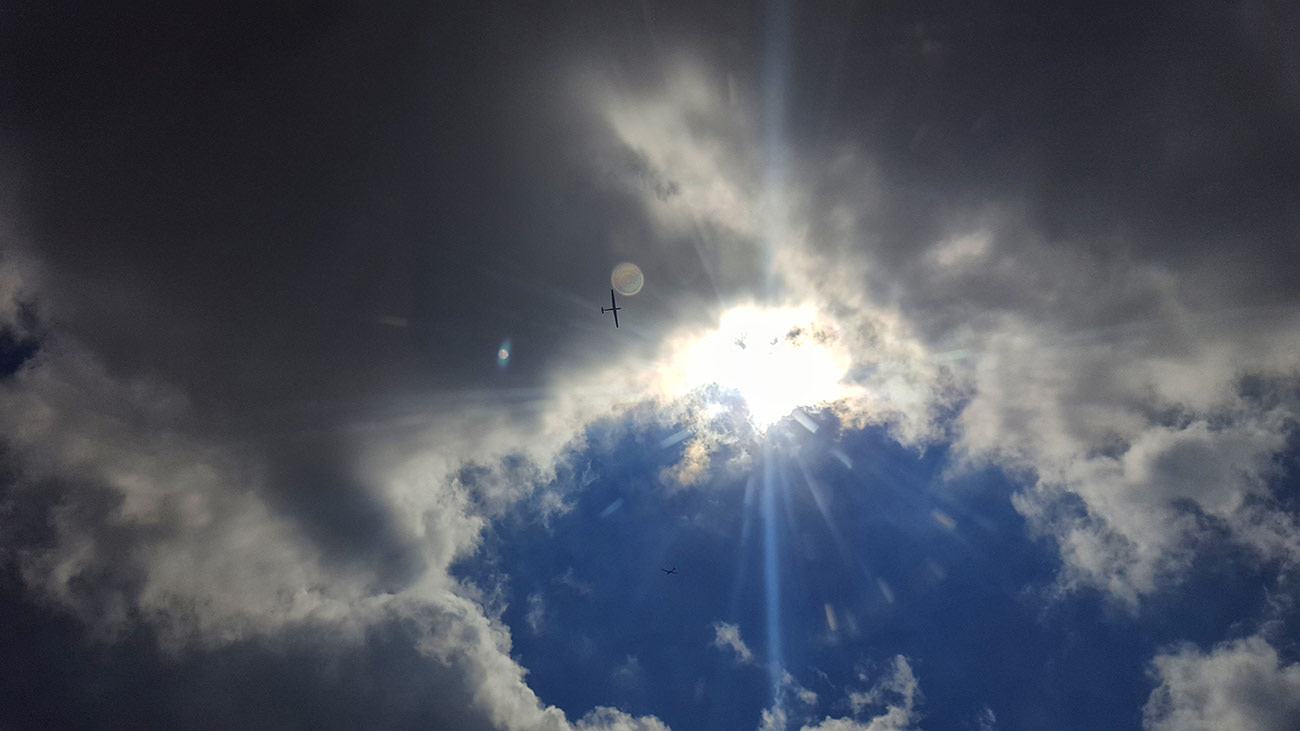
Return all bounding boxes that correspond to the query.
[668,305,850,429]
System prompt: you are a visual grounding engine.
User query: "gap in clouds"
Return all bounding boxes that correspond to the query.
[3,0,1299,728]
[455,395,1300,730]
[456,410,984,728]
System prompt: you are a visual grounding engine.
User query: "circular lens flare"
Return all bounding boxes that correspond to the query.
[612,262,644,295]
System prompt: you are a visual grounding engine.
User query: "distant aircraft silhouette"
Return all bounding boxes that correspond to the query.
[660,567,678,575]
[601,289,621,328]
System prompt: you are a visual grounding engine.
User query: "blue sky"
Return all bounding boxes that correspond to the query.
[2,1,1300,729]
[458,414,1300,730]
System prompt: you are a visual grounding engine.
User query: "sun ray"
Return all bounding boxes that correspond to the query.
[761,440,785,691]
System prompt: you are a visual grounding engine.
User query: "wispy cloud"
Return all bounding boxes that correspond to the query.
[795,655,922,731]
[526,593,546,634]
[782,671,818,707]
[710,621,756,665]
[612,655,645,690]
[556,566,595,596]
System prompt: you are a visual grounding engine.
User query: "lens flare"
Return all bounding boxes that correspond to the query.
[497,339,511,367]
[612,262,644,295]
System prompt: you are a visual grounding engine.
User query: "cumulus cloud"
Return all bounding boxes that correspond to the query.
[0,252,667,729]
[792,656,921,731]
[597,41,1300,610]
[1144,634,1300,731]
[845,656,922,727]
[0,341,369,648]
[5,2,1300,728]
[804,174,1300,609]
[710,620,756,665]
[929,249,1300,605]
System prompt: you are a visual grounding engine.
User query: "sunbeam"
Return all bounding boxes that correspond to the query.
[761,440,785,695]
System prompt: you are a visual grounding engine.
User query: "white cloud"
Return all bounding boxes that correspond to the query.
[710,620,755,665]
[972,309,1300,605]
[800,656,922,731]
[575,707,672,731]
[757,705,789,731]
[753,670,821,730]
[594,59,763,273]
[782,671,818,707]
[1144,634,1300,731]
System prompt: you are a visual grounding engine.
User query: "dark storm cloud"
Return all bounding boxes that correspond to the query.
[0,578,498,731]
[2,2,653,412]
[265,435,426,592]
[0,0,653,621]
[0,5,684,727]
[788,0,1300,317]
[5,3,476,407]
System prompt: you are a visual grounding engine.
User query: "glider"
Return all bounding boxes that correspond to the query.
[601,289,621,328]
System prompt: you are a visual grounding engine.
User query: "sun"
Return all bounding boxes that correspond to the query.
[665,305,850,429]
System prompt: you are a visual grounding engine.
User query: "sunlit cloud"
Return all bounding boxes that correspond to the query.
[1144,635,1300,731]
[594,54,1300,614]
[797,655,922,731]
[5,6,1300,729]
[710,620,756,665]
[658,304,853,429]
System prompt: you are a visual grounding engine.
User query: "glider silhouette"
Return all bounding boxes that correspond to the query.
[601,289,621,328]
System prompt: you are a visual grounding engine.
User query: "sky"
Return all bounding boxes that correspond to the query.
[2,1,1300,729]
